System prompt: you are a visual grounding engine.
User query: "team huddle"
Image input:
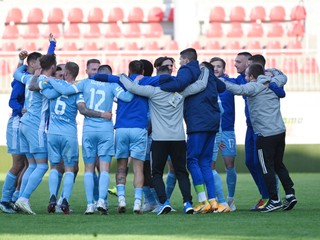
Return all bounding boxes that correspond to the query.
[0,34,297,216]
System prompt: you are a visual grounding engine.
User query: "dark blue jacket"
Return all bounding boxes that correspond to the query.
[184,69,226,134]
[9,79,25,117]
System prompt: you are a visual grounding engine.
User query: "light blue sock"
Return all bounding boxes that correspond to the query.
[21,163,48,199]
[1,171,16,202]
[117,184,125,200]
[212,170,226,203]
[99,171,110,200]
[62,172,75,201]
[84,172,94,204]
[56,172,63,196]
[134,188,143,201]
[19,163,36,197]
[12,190,19,202]
[226,167,237,198]
[48,168,59,197]
[165,171,176,200]
[93,171,99,202]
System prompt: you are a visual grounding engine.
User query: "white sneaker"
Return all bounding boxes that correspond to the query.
[117,198,126,213]
[93,201,99,212]
[84,203,95,215]
[133,199,142,214]
[151,205,161,213]
[97,200,108,215]
[228,198,236,212]
[15,199,36,215]
[142,202,158,212]
[55,205,63,213]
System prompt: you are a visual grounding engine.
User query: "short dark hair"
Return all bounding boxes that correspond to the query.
[209,57,226,69]
[129,60,144,75]
[248,54,266,68]
[180,48,197,61]
[154,56,175,68]
[157,65,171,75]
[86,59,100,67]
[40,54,57,71]
[247,63,264,79]
[65,62,79,78]
[26,52,42,65]
[237,52,252,59]
[201,61,215,73]
[140,59,154,76]
[98,64,112,74]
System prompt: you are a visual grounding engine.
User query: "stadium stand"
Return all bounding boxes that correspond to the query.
[123,23,141,38]
[226,23,243,37]
[44,24,62,38]
[269,6,286,22]
[103,41,119,51]
[1,42,16,51]
[22,24,40,39]
[68,8,84,23]
[147,6,164,22]
[144,22,164,38]
[247,23,264,37]
[5,7,23,24]
[266,23,285,37]
[27,8,44,24]
[249,6,266,22]
[229,6,246,22]
[290,5,307,21]
[2,25,19,39]
[205,23,224,38]
[144,40,160,50]
[209,6,226,22]
[47,7,64,23]
[83,23,102,39]
[108,7,124,22]
[63,24,81,38]
[87,7,104,23]
[127,7,144,23]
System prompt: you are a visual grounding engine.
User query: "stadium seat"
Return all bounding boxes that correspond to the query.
[104,23,122,38]
[47,7,64,23]
[249,6,266,22]
[287,22,305,38]
[226,23,243,37]
[2,25,19,39]
[266,23,284,37]
[147,7,164,22]
[123,41,140,50]
[68,8,84,23]
[204,41,221,50]
[88,7,104,23]
[144,41,160,50]
[63,24,81,38]
[205,23,224,38]
[82,42,99,51]
[108,7,124,22]
[128,7,144,23]
[282,57,298,74]
[103,41,119,51]
[225,40,241,50]
[245,41,262,53]
[269,6,286,22]
[144,23,163,38]
[22,24,40,39]
[286,40,302,50]
[164,40,179,50]
[21,41,37,51]
[247,23,264,37]
[209,6,226,22]
[229,6,246,22]
[167,7,174,22]
[1,42,16,51]
[45,24,62,38]
[62,42,78,51]
[27,8,44,23]
[0,60,11,77]
[84,23,101,38]
[300,57,318,74]
[265,40,282,55]
[123,23,141,38]
[290,5,307,21]
[5,7,23,24]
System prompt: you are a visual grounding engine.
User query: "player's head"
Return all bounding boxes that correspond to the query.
[179,48,197,66]
[209,57,226,78]
[86,59,100,77]
[154,56,175,75]
[140,59,154,76]
[235,52,252,74]
[248,54,266,68]
[98,64,112,74]
[64,62,79,81]
[128,60,144,75]
[55,63,66,79]
[156,65,171,76]
[40,54,57,76]
[200,61,215,73]
[245,63,264,82]
[26,52,42,74]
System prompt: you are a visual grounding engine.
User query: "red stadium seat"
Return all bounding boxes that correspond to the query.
[249,6,266,22]
[47,7,64,23]
[128,7,144,23]
[247,23,264,37]
[269,6,286,22]
[27,8,44,23]
[88,7,104,23]
[103,41,119,51]
[205,23,223,38]
[190,41,202,50]
[265,40,282,50]
[84,23,101,38]
[0,60,11,77]
[1,42,16,51]
[144,23,163,38]
[22,24,40,39]
[108,7,124,22]
[144,41,160,50]
[5,8,23,24]
[62,42,78,51]
[287,22,305,38]
[104,23,122,38]
[2,25,19,39]
[290,5,307,21]
[282,58,298,74]
[167,8,174,22]
[226,23,243,37]
[63,24,81,38]
[21,41,37,51]
[123,23,141,38]
[124,41,139,50]
[225,40,241,50]
[245,41,262,53]
[286,40,302,49]
[147,7,164,22]
[68,8,84,23]
[83,42,99,51]
[229,6,246,22]
[300,57,318,74]
[209,6,226,22]
[45,24,62,38]
[266,23,284,37]
[164,40,178,50]
[204,41,221,50]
